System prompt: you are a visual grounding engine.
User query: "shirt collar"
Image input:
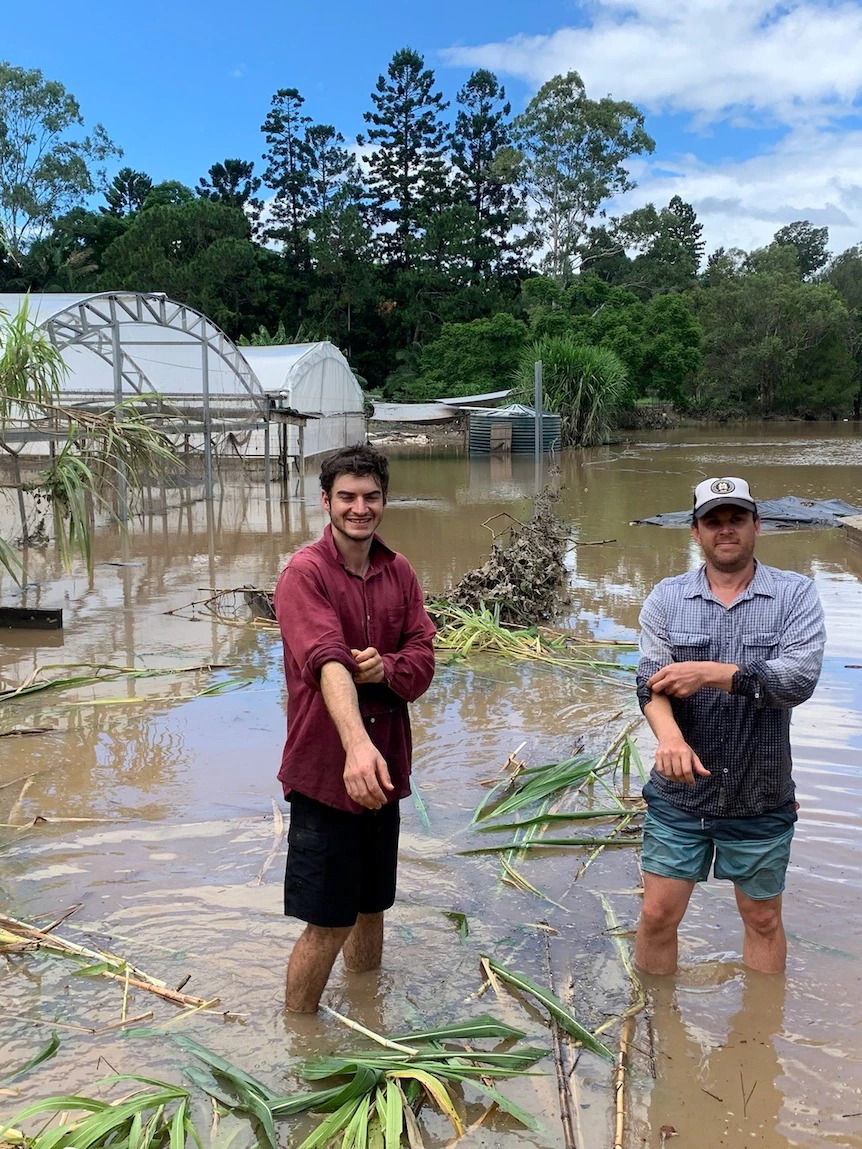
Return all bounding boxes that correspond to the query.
[684,559,775,601]
[322,523,396,575]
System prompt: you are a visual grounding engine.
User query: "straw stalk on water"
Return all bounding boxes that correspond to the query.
[0,912,216,1012]
[0,662,232,703]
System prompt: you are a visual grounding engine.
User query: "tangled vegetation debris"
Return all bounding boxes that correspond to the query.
[444,490,570,625]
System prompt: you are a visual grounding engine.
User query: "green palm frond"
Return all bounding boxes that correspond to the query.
[512,337,629,446]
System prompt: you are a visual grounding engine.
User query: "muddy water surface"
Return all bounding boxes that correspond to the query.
[2,422,862,1147]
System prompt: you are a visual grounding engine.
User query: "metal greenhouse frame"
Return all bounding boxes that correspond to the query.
[0,291,309,499]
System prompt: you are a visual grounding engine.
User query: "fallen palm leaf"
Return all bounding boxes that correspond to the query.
[479,807,640,832]
[0,662,232,703]
[499,857,569,911]
[599,894,645,1020]
[432,604,636,676]
[442,911,469,941]
[463,837,642,854]
[249,799,286,886]
[0,1076,203,1149]
[475,754,600,823]
[481,956,614,1063]
[62,677,253,708]
[0,1034,59,1087]
[411,785,431,831]
[170,1016,547,1148]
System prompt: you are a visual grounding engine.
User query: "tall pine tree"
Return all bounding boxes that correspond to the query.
[304,124,364,223]
[261,88,313,257]
[197,159,262,214]
[450,69,525,281]
[101,168,152,217]
[359,48,449,268]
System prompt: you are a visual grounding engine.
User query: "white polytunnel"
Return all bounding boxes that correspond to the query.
[241,342,367,459]
[0,291,266,410]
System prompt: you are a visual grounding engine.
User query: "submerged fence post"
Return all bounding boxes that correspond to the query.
[534,359,544,493]
[263,409,272,501]
[201,339,214,501]
[111,308,128,521]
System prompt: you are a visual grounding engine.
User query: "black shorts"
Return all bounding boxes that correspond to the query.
[283,791,401,928]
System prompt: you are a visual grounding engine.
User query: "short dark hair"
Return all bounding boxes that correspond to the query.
[319,443,390,498]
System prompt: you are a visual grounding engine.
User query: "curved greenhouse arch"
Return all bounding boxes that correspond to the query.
[0,291,267,414]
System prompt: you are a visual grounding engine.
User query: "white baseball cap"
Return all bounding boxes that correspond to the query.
[693,476,757,520]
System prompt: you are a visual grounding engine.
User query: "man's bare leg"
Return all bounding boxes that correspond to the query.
[635,873,696,975]
[343,911,384,973]
[735,889,786,973]
[285,924,352,1013]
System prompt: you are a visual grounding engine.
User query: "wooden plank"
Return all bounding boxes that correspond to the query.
[0,606,64,631]
[489,423,512,454]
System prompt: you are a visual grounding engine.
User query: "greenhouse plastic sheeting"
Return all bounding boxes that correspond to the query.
[634,496,862,528]
[242,342,366,458]
[0,291,263,399]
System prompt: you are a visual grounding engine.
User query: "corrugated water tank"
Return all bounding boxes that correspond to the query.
[468,404,561,454]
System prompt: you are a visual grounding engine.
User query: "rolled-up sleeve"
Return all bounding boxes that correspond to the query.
[381,573,436,702]
[732,580,825,708]
[274,564,358,692]
[636,586,673,712]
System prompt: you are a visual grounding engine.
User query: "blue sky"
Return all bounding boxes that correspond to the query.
[6,0,862,256]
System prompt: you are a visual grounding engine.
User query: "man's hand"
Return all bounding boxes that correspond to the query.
[648,660,734,698]
[655,735,711,786]
[351,647,385,685]
[343,737,394,809]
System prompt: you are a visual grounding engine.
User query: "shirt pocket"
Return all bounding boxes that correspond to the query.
[742,632,780,659]
[668,632,711,661]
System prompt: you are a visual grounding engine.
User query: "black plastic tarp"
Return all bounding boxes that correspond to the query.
[634,496,862,528]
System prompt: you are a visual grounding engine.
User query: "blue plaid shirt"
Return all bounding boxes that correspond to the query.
[636,561,825,817]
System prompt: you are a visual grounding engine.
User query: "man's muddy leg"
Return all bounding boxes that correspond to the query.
[285,923,352,1013]
[343,911,384,973]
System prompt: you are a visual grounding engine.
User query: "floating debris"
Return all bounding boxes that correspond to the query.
[0,912,219,1013]
[444,490,570,625]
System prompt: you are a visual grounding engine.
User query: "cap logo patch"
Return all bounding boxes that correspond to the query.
[711,479,735,494]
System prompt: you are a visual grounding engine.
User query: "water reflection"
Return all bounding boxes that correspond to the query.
[644,971,787,1147]
[2,423,862,1145]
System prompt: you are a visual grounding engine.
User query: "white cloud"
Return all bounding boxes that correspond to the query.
[442,0,862,127]
[442,0,862,254]
[609,128,862,254]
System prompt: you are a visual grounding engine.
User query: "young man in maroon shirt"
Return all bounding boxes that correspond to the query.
[274,444,436,1012]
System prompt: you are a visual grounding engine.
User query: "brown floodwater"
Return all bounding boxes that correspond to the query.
[2,421,862,1147]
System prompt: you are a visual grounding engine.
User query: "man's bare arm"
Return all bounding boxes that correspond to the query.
[647,661,737,698]
[644,692,711,786]
[320,661,393,809]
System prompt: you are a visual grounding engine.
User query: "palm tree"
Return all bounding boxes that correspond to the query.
[513,337,629,447]
[0,300,178,579]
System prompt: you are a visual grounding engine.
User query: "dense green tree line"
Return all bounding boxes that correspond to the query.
[1,55,860,421]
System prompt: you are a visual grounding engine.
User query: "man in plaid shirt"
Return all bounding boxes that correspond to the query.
[635,477,825,975]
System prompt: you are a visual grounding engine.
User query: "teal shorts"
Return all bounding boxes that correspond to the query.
[642,809,794,900]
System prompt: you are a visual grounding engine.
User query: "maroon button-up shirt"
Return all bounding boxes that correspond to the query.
[275,525,436,814]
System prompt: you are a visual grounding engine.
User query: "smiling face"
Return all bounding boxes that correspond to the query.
[691,505,760,573]
[322,471,386,545]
